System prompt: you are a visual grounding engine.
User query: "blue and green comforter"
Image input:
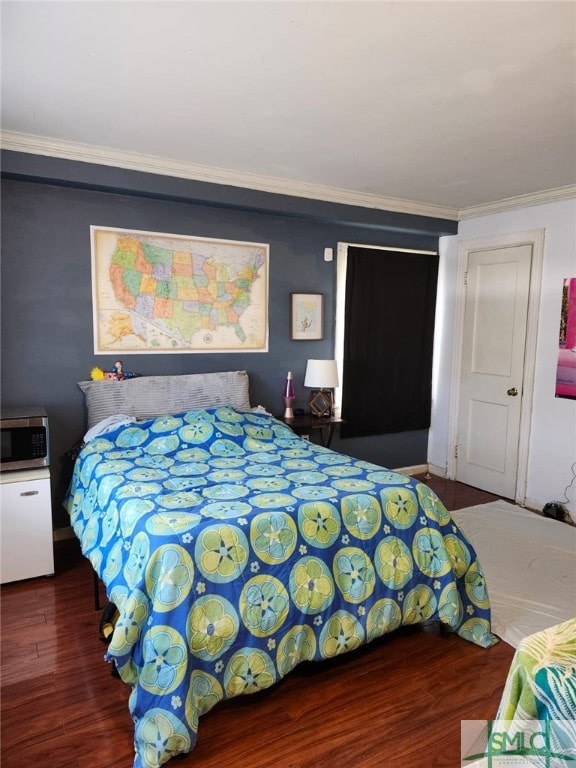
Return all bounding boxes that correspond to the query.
[65,407,496,768]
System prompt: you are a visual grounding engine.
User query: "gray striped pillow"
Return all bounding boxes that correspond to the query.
[79,370,251,428]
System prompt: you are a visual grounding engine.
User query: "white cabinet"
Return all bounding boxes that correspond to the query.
[0,467,54,583]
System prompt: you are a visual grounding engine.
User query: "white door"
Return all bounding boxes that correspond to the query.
[455,244,532,497]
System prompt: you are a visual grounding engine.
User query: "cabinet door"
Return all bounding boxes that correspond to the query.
[1,478,54,583]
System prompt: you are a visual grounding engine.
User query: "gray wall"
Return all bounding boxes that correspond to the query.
[1,151,456,527]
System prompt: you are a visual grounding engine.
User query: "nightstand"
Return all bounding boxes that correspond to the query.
[280,413,345,449]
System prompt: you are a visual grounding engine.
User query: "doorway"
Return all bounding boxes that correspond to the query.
[448,230,544,502]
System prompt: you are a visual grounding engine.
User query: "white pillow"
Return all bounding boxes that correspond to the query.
[83,414,137,443]
[79,370,251,428]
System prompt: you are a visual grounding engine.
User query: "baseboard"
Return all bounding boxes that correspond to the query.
[520,497,542,512]
[426,464,447,478]
[395,464,428,476]
[53,526,75,542]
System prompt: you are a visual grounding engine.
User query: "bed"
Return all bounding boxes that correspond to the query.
[65,371,497,768]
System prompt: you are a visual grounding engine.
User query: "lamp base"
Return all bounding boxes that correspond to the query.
[283,398,294,420]
[308,390,333,418]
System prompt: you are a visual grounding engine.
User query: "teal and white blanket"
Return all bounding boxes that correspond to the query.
[65,407,496,768]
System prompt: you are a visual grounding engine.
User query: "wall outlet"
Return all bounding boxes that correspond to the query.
[301,434,310,441]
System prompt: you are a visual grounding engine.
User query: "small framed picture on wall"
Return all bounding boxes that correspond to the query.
[290,293,323,340]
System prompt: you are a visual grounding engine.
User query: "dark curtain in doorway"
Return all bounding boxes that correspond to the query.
[341,246,439,438]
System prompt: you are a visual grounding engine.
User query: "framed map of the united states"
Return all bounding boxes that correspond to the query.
[91,226,269,353]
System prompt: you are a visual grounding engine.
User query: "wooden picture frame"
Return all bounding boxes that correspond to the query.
[290,293,323,340]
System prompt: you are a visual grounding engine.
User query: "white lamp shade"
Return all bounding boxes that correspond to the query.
[304,359,339,389]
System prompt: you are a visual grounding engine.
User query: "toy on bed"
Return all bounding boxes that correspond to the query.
[90,361,139,382]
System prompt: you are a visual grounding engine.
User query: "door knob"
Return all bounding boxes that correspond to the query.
[507,387,518,396]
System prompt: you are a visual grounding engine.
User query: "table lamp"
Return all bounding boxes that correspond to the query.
[304,359,339,417]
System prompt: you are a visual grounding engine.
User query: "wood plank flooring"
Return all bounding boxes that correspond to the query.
[1,478,516,768]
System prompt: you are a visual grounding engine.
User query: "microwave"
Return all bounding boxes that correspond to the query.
[0,407,50,471]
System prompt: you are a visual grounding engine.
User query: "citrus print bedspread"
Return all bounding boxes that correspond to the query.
[65,407,496,768]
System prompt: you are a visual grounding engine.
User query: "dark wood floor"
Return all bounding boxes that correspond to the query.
[0,477,515,768]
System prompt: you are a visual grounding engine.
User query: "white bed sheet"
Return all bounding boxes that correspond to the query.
[452,500,576,648]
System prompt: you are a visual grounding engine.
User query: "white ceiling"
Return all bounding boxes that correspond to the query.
[2,0,576,218]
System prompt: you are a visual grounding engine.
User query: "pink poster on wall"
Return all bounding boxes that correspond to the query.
[556,277,576,400]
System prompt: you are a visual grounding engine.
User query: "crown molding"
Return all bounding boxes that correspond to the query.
[0,130,459,221]
[459,184,576,220]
